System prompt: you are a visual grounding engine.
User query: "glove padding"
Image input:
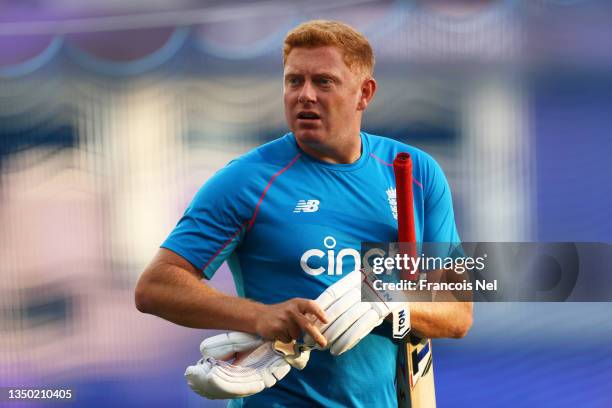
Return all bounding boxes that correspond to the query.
[185,332,310,400]
[305,270,410,356]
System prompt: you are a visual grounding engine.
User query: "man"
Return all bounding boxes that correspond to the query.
[135,20,472,407]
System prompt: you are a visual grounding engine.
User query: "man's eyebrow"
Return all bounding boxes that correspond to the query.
[314,72,341,81]
[283,71,341,81]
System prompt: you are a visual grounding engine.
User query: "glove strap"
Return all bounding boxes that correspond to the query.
[273,340,311,370]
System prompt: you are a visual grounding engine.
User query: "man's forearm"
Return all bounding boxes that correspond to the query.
[409,300,472,339]
[135,261,263,333]
[406,266,473,339]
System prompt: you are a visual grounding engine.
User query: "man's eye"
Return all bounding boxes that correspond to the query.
[317,78,333,86]
[287,78,301,86]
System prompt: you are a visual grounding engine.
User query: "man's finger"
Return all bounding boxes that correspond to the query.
[287,321,302,340]
[300,299,328,324]
[296,314,327,347]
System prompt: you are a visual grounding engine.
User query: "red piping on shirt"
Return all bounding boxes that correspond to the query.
[370,152,423,189]
[201,220,248,275]
[247,153,302,231]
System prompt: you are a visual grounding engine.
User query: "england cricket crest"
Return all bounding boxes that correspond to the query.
[386,187,398,220]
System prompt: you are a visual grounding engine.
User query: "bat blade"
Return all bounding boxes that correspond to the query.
[406,336,435,408]
[393,152,436,408]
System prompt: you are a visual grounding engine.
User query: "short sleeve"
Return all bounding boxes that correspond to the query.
[422,156,461,246]
[161,161,253,279]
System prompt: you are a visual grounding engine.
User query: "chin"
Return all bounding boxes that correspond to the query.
[293,129,326,146]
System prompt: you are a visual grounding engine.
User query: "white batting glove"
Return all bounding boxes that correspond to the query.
[305,270,410,356]
[185,332,311,400]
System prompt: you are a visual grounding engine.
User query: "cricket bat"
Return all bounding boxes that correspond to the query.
[393,152,436,408]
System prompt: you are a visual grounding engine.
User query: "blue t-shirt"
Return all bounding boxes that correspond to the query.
[162,132,460,407]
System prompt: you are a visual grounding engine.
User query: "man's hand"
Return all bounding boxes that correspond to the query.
[254,299,328,347]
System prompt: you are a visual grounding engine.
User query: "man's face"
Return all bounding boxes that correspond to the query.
[283,46,366,151]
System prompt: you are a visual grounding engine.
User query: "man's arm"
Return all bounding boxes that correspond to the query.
[135,248,327,346]
[409,301,472,339]
[135,248,262,332]
[408,266,473,339]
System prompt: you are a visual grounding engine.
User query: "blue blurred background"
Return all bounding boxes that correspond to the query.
[1,0,611,407]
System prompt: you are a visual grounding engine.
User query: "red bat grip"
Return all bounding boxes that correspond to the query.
[393,152,416,243]
[393,152,417,280]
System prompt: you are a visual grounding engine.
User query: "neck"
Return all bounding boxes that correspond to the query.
[297,133,362,164]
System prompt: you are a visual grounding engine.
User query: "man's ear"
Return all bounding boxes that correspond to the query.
[357,77,377,111]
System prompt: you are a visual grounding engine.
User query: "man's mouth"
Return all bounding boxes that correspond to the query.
[297,111,321,121]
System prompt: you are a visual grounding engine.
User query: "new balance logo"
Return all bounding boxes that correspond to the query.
[294,199,320,213]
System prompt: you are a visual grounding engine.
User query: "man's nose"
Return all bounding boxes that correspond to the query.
[298,81,316,104]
